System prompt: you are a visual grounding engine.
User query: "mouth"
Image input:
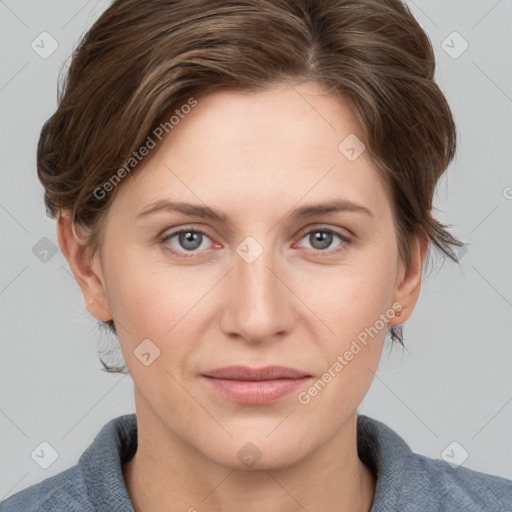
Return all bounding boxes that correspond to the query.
[201,365,312,405]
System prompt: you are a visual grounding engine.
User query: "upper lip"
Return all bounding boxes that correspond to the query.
[202,365,310,381]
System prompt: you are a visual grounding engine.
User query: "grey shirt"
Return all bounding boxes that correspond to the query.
[1,413,511,511]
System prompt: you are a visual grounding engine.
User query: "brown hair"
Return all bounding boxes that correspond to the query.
[38,0,464,373]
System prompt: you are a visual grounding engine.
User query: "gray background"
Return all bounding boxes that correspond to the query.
[1,0,511,499]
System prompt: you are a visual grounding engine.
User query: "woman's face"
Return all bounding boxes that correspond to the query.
[76,81,425,469]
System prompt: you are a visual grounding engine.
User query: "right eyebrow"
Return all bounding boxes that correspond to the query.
[136,200,229,223]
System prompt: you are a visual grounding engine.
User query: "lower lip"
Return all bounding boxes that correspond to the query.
[203,376,310,405]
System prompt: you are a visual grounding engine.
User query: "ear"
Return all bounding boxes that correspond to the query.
[56,210,113,322]
[388,233,429,326]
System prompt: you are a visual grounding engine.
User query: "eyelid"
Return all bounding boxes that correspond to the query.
[158,226,218,260]
[160,226,217,245]
[295,223,352,242]
[159,223,353,258]
[290,226,352,261]
[160,223,351,242]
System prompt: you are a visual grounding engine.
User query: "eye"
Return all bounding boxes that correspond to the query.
[160,227,215,258]
[159,225,351,260]
[295,227,351,256]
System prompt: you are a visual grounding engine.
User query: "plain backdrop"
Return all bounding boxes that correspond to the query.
[1,0,511,500]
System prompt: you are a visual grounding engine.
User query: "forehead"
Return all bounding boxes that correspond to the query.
[170,81,363,153]
[109,81,391,224]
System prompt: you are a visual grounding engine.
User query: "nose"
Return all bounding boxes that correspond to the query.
[219,239,295,344]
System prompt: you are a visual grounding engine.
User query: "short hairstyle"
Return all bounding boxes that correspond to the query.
[37,0,464,372]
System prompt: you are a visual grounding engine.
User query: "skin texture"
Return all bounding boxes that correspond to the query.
[57,81,428,512]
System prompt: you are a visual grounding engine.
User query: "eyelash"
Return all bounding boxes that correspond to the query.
[160,226,351,259]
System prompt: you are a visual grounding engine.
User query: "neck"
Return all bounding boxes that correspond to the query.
[123,402,375,512]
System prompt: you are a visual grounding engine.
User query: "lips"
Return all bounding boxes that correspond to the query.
[201,365,312,405]
[202,365,310,381]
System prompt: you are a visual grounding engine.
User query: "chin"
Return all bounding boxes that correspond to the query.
[199,433,315,472]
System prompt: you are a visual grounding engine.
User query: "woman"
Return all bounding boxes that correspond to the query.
[2,0,511,510]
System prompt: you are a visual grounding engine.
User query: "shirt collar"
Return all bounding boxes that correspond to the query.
[76,412,431,511]
[78,413,137,512]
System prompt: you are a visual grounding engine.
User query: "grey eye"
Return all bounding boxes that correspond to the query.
[308,231,335,250]
[177,231,203,251]
[163,229,211,253]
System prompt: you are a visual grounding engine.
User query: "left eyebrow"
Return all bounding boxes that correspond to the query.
[135,198,374,224]
[289,199,373,220]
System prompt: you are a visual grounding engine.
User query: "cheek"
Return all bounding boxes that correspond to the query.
[295,247,397,398]
[102,248,215,372]
[294,248,398,342]
[101,249,214,426]
[296,271,392,423]
[103,245,186,334]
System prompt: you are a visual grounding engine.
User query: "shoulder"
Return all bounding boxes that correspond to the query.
[0,414,137,512]
[357,414,512,511]
[410,451,512,511]
[0,465,93,512]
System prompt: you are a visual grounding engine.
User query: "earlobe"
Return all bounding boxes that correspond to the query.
[388,234,429,326]
[56,210,113,322]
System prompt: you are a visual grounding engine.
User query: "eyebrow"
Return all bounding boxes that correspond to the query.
[135,198,373,224]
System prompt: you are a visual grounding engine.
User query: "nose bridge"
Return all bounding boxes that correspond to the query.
[221,234,291,341]
[239,246,277,300]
